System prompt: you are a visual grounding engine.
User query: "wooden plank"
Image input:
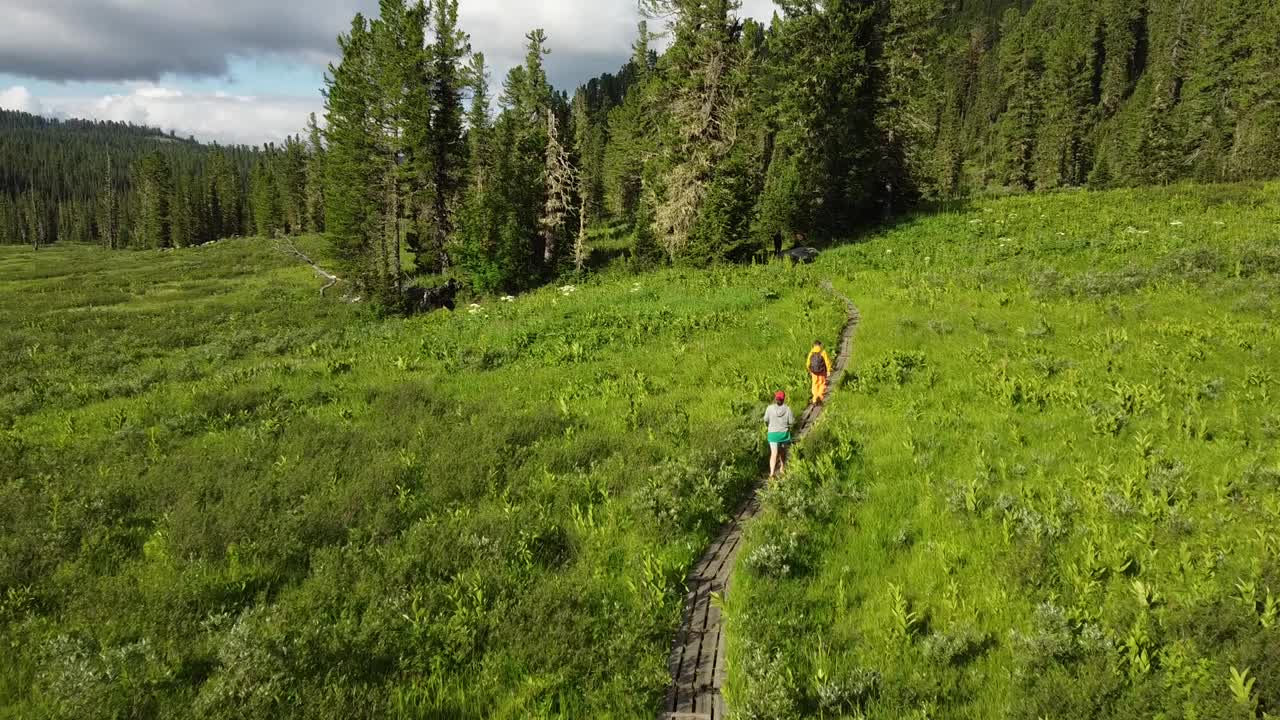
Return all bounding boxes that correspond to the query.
[657,284,861,719]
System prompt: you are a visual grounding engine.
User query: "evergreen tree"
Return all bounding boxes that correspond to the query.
[541,108,577,271]
[170,175,195,247]
[425,0,469,273]
[134,151,173,248]
[251,160,283,237]
[602,22,655,224]
[275,136,308,233]
[1032,3,1096,189]
[994,7,1043,190]
[304,113,327,232]
[645,0,746,260]
[99,153,121,249]
[455,52,504,290]
[324,14,388,298]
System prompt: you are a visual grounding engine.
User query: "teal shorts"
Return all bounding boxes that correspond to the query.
[767,431,792,447]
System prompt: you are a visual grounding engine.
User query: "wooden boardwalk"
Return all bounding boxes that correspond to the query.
[659,283,861,720]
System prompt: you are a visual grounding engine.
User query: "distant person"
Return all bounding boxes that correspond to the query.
[773,230,783,260]
[807,340,832,405]
[764,391,795,478]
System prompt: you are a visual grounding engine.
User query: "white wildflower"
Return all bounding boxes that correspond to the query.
[468,303,484,315]
[500,295,516,303]
[1170,220,1184,227]
[1213,221,1226,227]
[559,285,577,296]
[969,219,983,225]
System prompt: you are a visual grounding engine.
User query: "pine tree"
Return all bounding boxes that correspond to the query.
[134,151,173,248]
[541,108,577,270]
[275,136,308,233]
[994,7,1043,190]
[426,0,469,272]
[170,176,195,247]
[455,52,503,290]
[99,153,121,249]
[1033,4,1096,189]
[571,90,592,273]
[251,160,282,237]
[602,22,655,225]
[488,29,553,288]
[465,52,492,195]
[325,15,382,274]
[304,113,327,232]
[878,0,950,200]
[646,0,746,259]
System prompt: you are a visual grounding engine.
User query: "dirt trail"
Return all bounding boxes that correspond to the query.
[659,282,861,720]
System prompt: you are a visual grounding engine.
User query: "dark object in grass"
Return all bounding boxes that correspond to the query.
[405,278,460,314]
[785,246,820,264]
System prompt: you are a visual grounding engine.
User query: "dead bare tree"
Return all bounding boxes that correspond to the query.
[275,235,343,297]
[541,109,578,265]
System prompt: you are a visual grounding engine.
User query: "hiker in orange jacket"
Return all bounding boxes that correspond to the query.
[807,340,832,405]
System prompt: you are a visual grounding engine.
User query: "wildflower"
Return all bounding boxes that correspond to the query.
[500,295,515,303]
[468,303,484,315]
[1214,221,1226,227]
[886,248,893,254]
[1170,220,1184,227]
[559,285,577,296]
[969,219,983,225]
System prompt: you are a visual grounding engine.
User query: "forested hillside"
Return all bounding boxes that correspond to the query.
[0,110,323,249]
[4,0,1278,298]
[318,0,1280,309]
[917,0,1280,193]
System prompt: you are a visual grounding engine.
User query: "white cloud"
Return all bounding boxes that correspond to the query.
[4,84,320,146]
[0,85,42,114]
[0,0,777,86]
[0,1,781,145]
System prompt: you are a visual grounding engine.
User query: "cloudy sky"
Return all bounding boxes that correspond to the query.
[0,0,778,146]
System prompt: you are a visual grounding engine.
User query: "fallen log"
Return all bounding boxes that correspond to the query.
[275,236,342,297]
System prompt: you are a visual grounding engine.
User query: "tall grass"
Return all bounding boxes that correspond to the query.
[0,238,847,718]
[726,182,1280,719]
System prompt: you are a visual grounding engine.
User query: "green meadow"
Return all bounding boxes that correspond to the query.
[727,182,1280,719]
[3,182,1279,720]
[0,237,845,718]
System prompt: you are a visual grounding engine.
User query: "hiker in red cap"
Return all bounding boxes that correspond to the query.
[763,390,796,479]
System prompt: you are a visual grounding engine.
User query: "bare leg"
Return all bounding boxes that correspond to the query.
[769,444,779,478]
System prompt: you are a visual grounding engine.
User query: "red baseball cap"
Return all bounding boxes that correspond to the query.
[775,391,786,401]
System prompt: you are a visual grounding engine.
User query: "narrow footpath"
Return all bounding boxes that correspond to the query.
[660,282,862,720]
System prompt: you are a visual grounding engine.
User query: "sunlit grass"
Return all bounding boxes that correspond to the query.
[727,181,1280,719]
[0,236,847,718]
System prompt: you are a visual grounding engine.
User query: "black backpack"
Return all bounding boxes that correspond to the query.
[809,351,826,374]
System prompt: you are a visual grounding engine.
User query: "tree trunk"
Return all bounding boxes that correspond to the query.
[574,193,587,273]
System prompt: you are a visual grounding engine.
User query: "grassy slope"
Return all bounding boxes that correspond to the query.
[726,182,1280,719]
[0,238,846,719]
